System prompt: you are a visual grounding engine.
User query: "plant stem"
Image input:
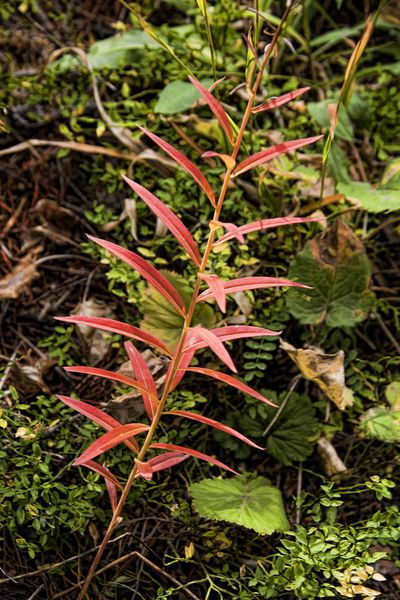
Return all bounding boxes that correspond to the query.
[77,6,294,597]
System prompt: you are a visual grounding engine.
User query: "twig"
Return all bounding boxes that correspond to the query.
[0,139,139,161]
[375,312,400,354]
[263,375,301,436]
[27,584,44,600]
[0,532,132,584]
[53,551,201,600]
[295,464,303,525]
[0,345,20,392]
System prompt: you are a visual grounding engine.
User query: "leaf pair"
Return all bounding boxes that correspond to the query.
[197,275,310,311]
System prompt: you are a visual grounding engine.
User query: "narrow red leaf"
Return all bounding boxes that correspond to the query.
[150,442,238,474]
[170,347,196,391]
[233,135,323,177]
[57,395,139,453]
[124,341,158,421]
[214,216,323,246]
[164,410,264,450]
[213,221,245,244]
[64,366,157,400]
[87,236,186,316]
[252,87,310,113]
[134,459,154,480]
[185,367,277,407]
[187,325,237,373]
[83,460,122,489]
[122,176,201,266]
[105,478,118,513]
[197,276,310,304]
[138,126,216,207]
[201,274,226,312]
[187,325,281,350]
[147,451,189,471]
[189,76,234,144]
[202,151,236,170]
[55,315,171,356]
[74,423,150,465]
[135,452,188,480]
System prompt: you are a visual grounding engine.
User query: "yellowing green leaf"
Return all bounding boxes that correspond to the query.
[286,221,375,327]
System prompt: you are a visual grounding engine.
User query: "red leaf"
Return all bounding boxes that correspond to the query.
[214,216,323,246]
[150,442,238,474]
[252,87,310,113]
[201,274,226,312]
[187,325,281,349]
[134,459,154,481]
[64,366,157,400]
[202,151,236,170]
[187,325,237,373]
[170,347,196,391]
[55,315,171,355]
[233,135,323,177]
[74,423,150,465]
[83,460,122,489]
[138,126,216,207]
[189,76,234,144]
[57,395,139,453]
[122,176,201,266]
[164,410,264,450]
[105,478,118,513]
[213,221,245,244]
[135,451,189,480]
[124,341,158,421]
[87,236,186,316]
[197,276,310,303]
[185,367,277,407]
[147,451,189,471]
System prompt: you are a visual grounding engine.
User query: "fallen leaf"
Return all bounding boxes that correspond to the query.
[0,255,39,299]
[317,437,347,476]
[36,199,76,234]
[111,350,168,423]
[281,340,354,410]
[10,357,54,395]
[73,298,115,364]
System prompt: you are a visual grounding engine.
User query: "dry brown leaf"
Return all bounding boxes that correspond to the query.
[317,437,347,476]
[73,298,115,364]
[10,356,54,395]
[111,349,168,423]
[281,340,354,410]
[0,255,40,299]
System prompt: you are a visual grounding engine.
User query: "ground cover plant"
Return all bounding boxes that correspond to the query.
[0,1,399,598]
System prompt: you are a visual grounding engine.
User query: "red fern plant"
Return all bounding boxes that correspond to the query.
[57,13,322,597]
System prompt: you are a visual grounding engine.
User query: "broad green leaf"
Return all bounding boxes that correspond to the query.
[140,271,215,351]
[360,407,400,443]
[243,391,319,466]
[88,30,159,70]
[338,181,400,213]
[214,391,319,465]
[155,79,213,115]
[308,100,353,141]
[327,142,351,184]
[190,476,289,534]
[286,221,375,327]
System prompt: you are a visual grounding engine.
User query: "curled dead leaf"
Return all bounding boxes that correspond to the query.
[317,437,347,477]
[0,255,39,299]
[111,349,168,423]
[73,298,115,364]
[281,340,354,410]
